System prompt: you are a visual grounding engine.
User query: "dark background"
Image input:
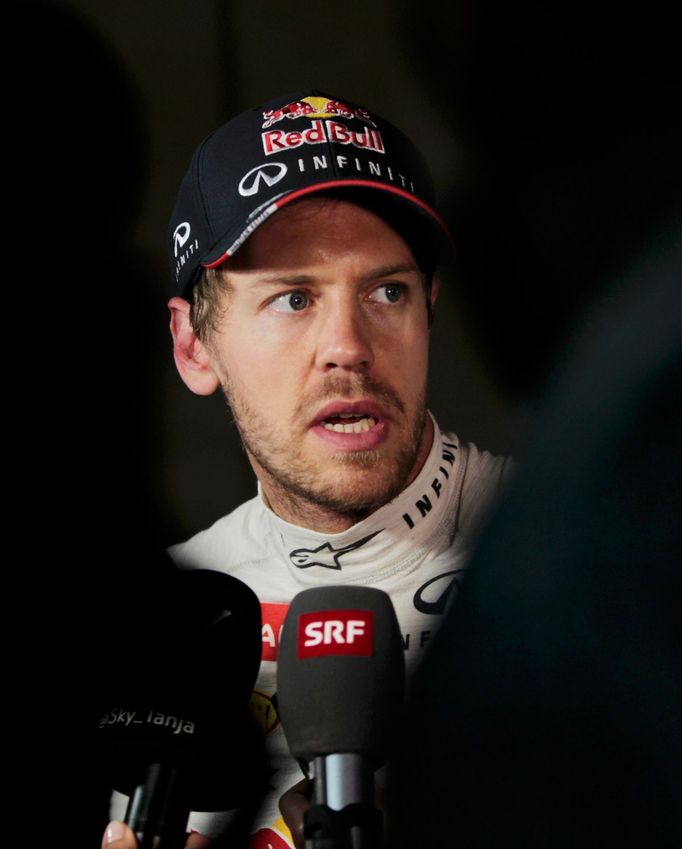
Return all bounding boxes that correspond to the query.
[16,0,681,549]
[12,1,679,842]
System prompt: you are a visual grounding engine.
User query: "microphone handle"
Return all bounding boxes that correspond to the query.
[305,755,382,849]
[313,755,372,810]
[125,763,190,849]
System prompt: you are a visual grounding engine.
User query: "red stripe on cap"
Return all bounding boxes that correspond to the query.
[274,179,452,241]
[204,251,232,269]
[201,179,453,271]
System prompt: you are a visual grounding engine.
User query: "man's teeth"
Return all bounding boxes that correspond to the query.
[322,416,377,433]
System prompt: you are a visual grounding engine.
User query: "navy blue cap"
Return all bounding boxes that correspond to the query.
[169,91,453,298]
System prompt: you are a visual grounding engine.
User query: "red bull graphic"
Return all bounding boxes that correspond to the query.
[249,820,293,849]
[262,120,384,157]
[261,601,289,661]
[262,95,376,129]
[262,99,317,129]
[249,690,281,735]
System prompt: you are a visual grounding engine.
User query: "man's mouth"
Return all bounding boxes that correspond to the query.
[321,414,378,434]
[310,400,390,451]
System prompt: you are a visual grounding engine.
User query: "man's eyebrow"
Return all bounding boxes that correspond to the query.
[362,263,422,281]
[246,274,314,289]
[246,264,421,289]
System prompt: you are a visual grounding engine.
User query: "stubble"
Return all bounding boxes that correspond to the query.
[220,372,428,525]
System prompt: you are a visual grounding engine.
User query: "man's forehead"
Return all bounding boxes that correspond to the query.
[222,196,421,275]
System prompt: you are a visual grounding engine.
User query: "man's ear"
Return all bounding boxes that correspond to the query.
[168,297,220,396]
[426,276,441,327]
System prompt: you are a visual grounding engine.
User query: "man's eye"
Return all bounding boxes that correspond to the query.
[372,284,404,304]
[270,291,310,313]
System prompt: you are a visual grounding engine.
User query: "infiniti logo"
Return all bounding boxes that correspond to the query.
[173,222,191,257]
[413,569,465,615]
[238,162,288,197]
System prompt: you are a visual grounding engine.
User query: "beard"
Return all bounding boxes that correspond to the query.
[221,371,428,521]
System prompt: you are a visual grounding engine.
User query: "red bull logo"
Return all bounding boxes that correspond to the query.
[249,822,293,849]
[249,690,280,735]
[262,119,385,157]
[262,95,376,129]
[261,601,289,661]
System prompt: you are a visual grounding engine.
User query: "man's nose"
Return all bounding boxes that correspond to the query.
[314,300,374,373]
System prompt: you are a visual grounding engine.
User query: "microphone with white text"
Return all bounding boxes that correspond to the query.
[97,567,265,849]
[277,586,405,849]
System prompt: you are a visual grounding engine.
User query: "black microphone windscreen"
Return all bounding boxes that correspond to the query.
[98,566,265,810]
[277,586,405,767]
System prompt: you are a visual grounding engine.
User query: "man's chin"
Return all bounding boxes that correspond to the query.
[245,419,429,526]
[306,464,408,516]
[328,449,384,469]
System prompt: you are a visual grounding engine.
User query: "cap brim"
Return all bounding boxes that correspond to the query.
[202,179,454,273]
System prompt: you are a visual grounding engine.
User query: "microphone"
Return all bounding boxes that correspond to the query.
[97,565,265,848]
[277,586,405,849]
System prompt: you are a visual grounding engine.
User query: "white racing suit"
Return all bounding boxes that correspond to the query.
[111,416,512,847]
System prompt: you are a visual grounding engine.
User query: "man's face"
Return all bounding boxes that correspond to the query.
[201,197,435,531]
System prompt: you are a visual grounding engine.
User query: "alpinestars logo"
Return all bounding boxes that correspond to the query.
[289,529,382,570]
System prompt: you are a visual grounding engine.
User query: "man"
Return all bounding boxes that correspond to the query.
[106,92,512,848]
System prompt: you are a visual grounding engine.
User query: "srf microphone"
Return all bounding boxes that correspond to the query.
[97,566,265,848]
[277,586,405,849]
